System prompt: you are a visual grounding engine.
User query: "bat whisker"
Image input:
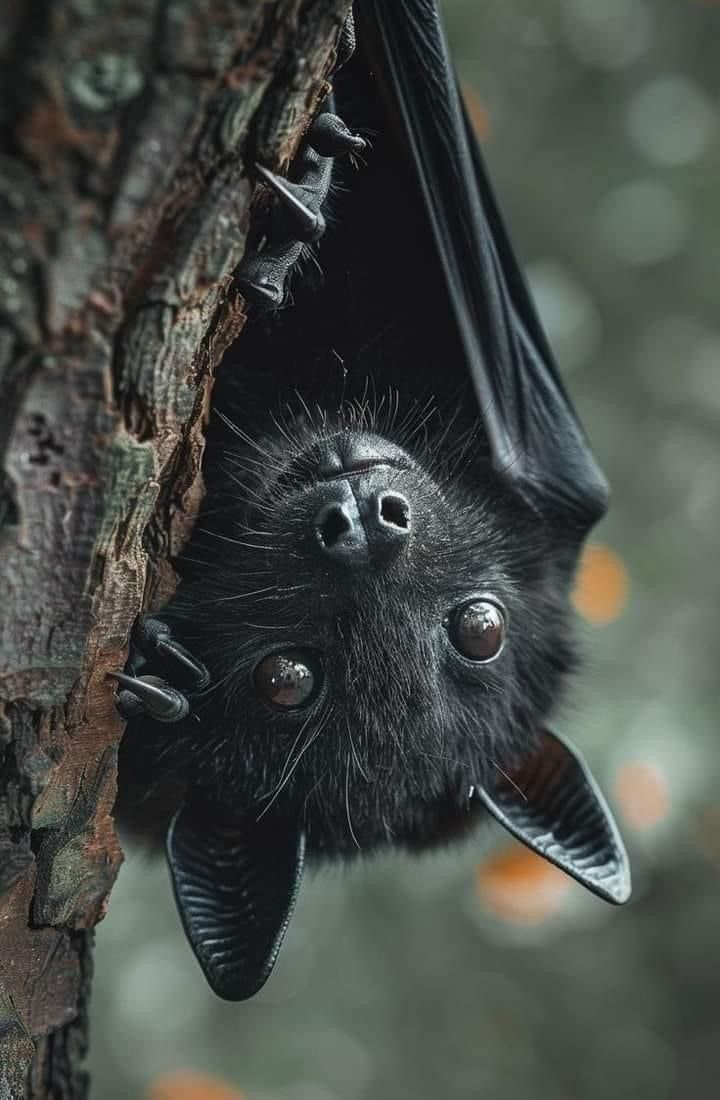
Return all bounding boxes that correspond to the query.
[303,768,328,811]
[260,713,314,806]
[347,724,369,782]
[256,713,328,821]
[208,585,278,604]
[487,756,528,802]
[293,389,316,428]
[415,750,470,769]
[345,753,362,851]
[216,413,278,462]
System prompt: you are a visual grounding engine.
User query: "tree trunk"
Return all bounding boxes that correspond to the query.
[0,1,351,1095]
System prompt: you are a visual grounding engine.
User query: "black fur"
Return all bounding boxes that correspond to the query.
[118,361,577,861]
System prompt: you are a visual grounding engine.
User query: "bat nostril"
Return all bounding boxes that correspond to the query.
[317,503,353,548]
[378,492,410,532]
[312,489,408,566]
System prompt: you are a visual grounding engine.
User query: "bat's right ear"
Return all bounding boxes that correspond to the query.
[476,730,631,905]
[166,794,305,1000]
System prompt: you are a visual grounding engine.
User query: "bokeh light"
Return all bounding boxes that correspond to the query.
[561,0,654,70]
[462,83,491,140]
[624,75,715,166]
[572,543,629,624]
[475,846,572,924]
[147,1072,245,1100]
[614,760,670,831]
[594,180,690,266]
[526,260,602,371]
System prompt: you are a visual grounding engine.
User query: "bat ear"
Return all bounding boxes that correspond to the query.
[476,730,631,904]
[166,794,305,1000]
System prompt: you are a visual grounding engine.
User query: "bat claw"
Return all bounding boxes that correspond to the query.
[117,615,209,723]
[307,113,366,157]
[155,636,210,690]
[132,616,209,689]
[109,672,190,724]
[236,273,286,310]
[255,164,326,243]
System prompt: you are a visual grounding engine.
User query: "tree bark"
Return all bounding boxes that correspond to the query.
[0,1,351,1095]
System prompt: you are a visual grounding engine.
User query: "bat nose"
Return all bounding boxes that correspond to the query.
[313,487,411,565]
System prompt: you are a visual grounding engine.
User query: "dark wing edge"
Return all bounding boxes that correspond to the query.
[355,0,609,538]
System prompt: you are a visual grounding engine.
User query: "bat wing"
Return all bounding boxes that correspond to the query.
[354,0,608,540]
[352,4,627,905]
[167,794,305,1001]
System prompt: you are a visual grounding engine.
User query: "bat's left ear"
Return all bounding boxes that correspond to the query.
[476,730,631,904]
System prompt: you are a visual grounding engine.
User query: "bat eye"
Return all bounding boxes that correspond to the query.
[254,649,320,709]
[448,599,507,663]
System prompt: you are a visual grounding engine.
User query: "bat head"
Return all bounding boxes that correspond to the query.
[171,395,581,858]
[134,386,628,1006]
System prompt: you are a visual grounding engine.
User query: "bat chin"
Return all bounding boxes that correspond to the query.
[301,785,482,860]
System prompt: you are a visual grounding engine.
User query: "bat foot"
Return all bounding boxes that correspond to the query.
[236,248,300,308]
[236,98,362,312]
[254,164,326,244]
[110,672,189,723]
[111,616,209,724]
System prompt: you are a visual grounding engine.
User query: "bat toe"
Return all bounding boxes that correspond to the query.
[307,112,366,157]
[110,672,190,724]
[110,616,209,724]
[237,97,360,312]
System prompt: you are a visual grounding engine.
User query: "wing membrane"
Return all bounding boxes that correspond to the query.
[356,0,608,534]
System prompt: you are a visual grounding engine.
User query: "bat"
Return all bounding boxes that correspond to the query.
[113,0,631,1002]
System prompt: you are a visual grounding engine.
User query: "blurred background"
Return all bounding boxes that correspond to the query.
[90,1,720,1097]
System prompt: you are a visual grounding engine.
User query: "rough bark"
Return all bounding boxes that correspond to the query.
[0,1,351,1096]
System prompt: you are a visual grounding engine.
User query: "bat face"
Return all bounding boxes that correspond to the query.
[166,386,577,859]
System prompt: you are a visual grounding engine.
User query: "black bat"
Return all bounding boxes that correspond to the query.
[113,0,631,1002]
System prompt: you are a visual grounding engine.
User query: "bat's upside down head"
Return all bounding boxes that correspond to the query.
[158,391,578,860]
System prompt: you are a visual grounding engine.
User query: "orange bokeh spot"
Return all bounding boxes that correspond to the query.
[147,1072,245,1100]
[476,844,571,924]
[614,760,670,830]
[572,543,629,625]
[461,84,491,141]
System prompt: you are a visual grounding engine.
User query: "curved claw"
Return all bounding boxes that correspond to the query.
[131,616,210,691]
[155,637,210,690]
[109,672,189,724]
[255,164,325,243]
[236,273,287,310]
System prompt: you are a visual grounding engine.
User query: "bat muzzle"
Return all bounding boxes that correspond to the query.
[313,475,411,566]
